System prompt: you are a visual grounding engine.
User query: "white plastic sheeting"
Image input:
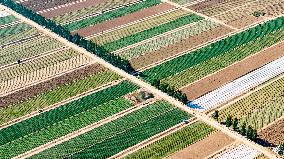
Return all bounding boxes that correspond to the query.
[189,55,284,111]
[216,144,261,159]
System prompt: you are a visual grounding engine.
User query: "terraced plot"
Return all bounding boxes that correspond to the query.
[30,100,191,159]
[218,73,284,130]
[0,81,139,158]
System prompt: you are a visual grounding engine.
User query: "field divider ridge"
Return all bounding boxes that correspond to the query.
[13,98,157,159]
[1,4,279,158]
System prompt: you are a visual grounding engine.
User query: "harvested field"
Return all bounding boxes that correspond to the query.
[259,117,284,146]
[181,40,284,100]
[76,3,175,37]
[131,25,232,69]
[0,63,105,107]
[225,14,263,29]
[168,131,235,159]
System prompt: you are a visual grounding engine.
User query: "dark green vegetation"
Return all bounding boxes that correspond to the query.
[0,81,139,158]
[125,121,215,159]
[31,101,191,159]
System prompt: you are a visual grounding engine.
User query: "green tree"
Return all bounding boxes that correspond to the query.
[232,117,239,131]
[279,143,284,155]
[246,125,254,140]
[226,115,232,127]
[251,128,257,141]
[240,122,246,135]
[212,110,219,121]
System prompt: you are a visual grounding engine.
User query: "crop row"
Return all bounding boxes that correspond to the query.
[103,14,203,52]
[0,35,64,67]
[218,70,284,130]
[0,97,134,158]
[52,0,138,24]
[0,52,92,95]
[0,27,40,47]
[91,9,188,45]
[31,101,191,159]
[170,0,195,5]
[190,54,284,111]
[64,0,161,31]
[21,0,80,11]
[141,17,284,83]
[0,22,31,38]
[125,121,215,159]
[0,81,139,158]
[117,20,218,60]
[0,70,121,125]
[0,15,17,25]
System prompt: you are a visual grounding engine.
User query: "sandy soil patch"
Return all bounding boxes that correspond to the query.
[76,3,175,37]
[167,131,235,159]
[259,117,284,146]
[181,40,284,100]
[130,25,232,69]
[0,63,105,107]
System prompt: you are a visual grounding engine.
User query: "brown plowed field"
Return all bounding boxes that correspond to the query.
[0,63,105,108]
[223,14,263,29]
[188,0,229,12]
[76,3,175,37]
[167,131,235,159]
[41,0,111,18]
[131,25,232,69]
[181,40,284,100]
[259,117,284,146]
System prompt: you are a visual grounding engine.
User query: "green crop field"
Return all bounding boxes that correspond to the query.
[218,75,284,130]
[64,0,162,31]
[125,121,215,159]
[0,23,31,38]
[0,81,138,158]
[0,70,121,125]
[0,15,17,25]
[31,101,191,159]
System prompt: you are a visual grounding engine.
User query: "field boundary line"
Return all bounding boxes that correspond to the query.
[0,78,125,130]
[13,99,157,159]
[137,14,283,72]
[215,72,284,113]
[179,37,284,91]
[205,141,238,159]
[162,0,239,31]
[2,4,279,158]
[110,118,197,159]
[0,59,95,98]
[0,20,21,29]
[113,20,199,54]
[86,7,180,39]
[258,115,284,133]
[0,46,67,70]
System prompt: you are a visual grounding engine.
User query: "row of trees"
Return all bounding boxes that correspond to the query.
[212,111,257,141]
[0,0,134,73]
[152,79,188,104]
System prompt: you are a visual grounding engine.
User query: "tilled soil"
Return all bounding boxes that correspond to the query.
[76,3,175,37]
[131,25,232,69]
[22,0,79,12]
[182,40,284,100]
[167,131,235,159]
[187,0,230,12]
[259,117,284,146]
[0,63,105,108]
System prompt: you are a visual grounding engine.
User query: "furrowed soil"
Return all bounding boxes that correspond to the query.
[259,117,284,146]
[131,25,232,69]
[181,40,284,100]
[22,0,79,11]
[167,131,235,159]
[0,63,105,107]
[76,3,175,37]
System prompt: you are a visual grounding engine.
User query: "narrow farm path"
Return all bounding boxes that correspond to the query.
[161,0,239,31]
[0,78,124,130]
[13,99,157,159]
[1,4,280,159]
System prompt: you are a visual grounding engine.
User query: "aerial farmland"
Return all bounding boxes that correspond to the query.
[0,0,284,158]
